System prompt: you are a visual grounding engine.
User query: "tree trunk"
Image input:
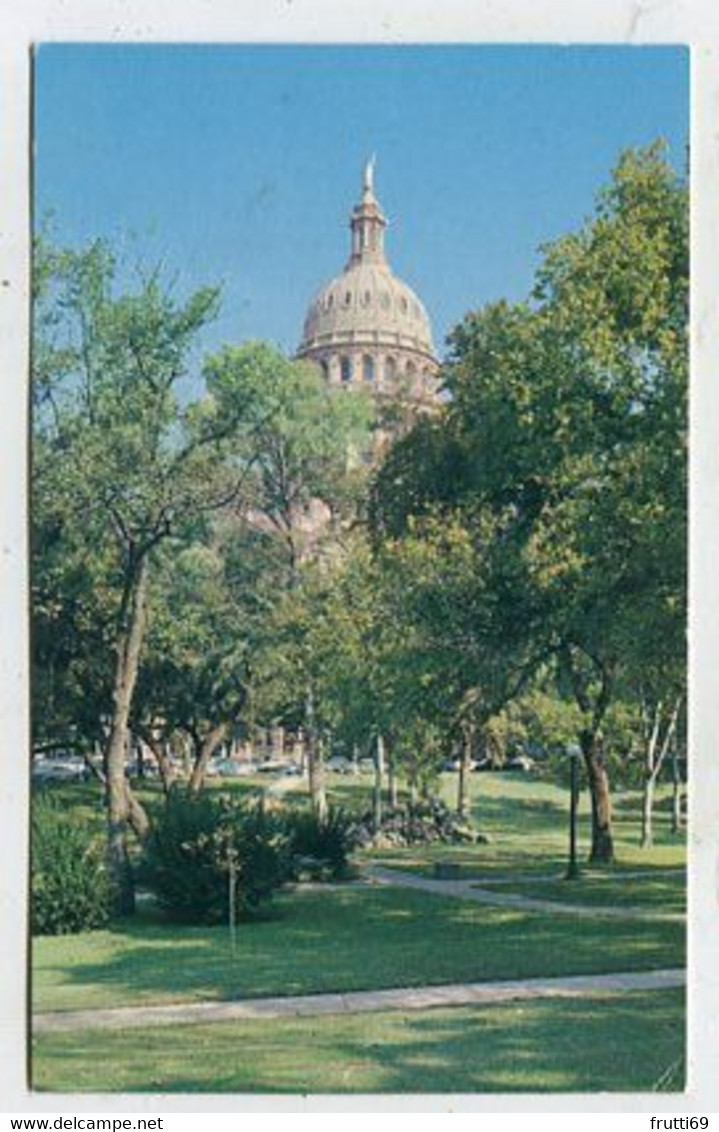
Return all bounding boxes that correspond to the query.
[311,736,328,822]
[305,692,327,821]
[271,724,285,761]
[373,733,385,834]
[562,647,615,865]
[141,731,176,796]
[639,699,660,849]
[134,739,145,780]
[639,693,682,847]
[188,721,231,794]
[181,733,192,777]
[580,728,614,864]
[83,743,106,784]
[105,555,151,915]
[126,781,151,839]
[387,745,398,809]
[640,773,655,848]
[671,741,684,833]
[456,722,473,819]
[296,729,307,774]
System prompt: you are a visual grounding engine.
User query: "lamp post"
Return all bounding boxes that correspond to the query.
[566,743,582,880]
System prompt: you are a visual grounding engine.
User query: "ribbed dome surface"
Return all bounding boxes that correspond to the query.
[296,160,438,407]
[299,260,435,358]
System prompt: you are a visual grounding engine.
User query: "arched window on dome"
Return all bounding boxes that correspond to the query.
[362,355,375,382]
[384,356,397,384]
[340,356,352,384]
[320,360,330,383]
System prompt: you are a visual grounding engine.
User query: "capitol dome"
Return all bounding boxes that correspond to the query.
[297,160,439,404]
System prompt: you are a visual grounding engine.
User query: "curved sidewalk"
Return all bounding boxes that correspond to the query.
[33,968,685,1034]
[365,865,685,922]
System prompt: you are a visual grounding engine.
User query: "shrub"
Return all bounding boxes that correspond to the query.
[140,790,290,924]
[285,807,356,881]
[32,795,111,935]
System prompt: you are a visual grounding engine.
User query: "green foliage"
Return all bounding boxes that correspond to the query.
[31,234,234,869]
[391,719,445,795]
[140,791,289,924]
[284,807,357,880]
[134,538,251,766]
[32,794,112,935]
[373,144,687,687]
[369,144,687,858]
[205,341,373,561]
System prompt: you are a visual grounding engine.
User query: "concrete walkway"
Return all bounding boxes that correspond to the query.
[33,968,685,1035]
[457,867,685,886]
[364,865,685,922]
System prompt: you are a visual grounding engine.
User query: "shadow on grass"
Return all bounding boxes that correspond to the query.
[487,871,686,912]
[33,885,685,1014]
[33,988,685,1094]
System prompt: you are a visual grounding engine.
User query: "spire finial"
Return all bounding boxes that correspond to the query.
[363,154,376,196]
[349,155,386,266]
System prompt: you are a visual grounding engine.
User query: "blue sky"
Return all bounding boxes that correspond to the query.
[34,44,688,364]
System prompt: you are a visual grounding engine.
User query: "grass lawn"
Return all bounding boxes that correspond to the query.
[32,987,685,1094]
[40,769,686,878]
[32,772,687,1094]
[364,772,686,881]
[33,884,684,1014]
[471,871,686,914]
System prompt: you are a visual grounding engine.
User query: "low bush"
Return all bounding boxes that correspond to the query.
[32,794,112,935]
[140,790,290,924]
[285,807,357,880]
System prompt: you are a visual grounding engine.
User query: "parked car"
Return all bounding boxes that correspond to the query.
[213,759,257,778]
[326,755,353,774]
[32,754,89,783]
[256,759,288,774]
[443,757,480,772]
[279,763,303,777]
[125,758,160,778]
[504,754,535,772]
[472,757,494,772]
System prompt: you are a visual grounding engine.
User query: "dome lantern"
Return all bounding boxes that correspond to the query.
[297,160,439,407]
[348,155,388,268]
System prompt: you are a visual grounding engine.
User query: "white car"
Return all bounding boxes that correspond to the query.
[326,756,353,774]
[213,759,257,778]
[32,755,89,782]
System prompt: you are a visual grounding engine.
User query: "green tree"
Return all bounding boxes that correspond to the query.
[375,513,541,818]
[371,144,687,862]
[204,343,373,813]
[132,538,252,794]
[205,342,372,577]
[33,239,253,910]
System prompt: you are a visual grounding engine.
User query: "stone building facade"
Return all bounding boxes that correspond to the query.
[296,159,439,407]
